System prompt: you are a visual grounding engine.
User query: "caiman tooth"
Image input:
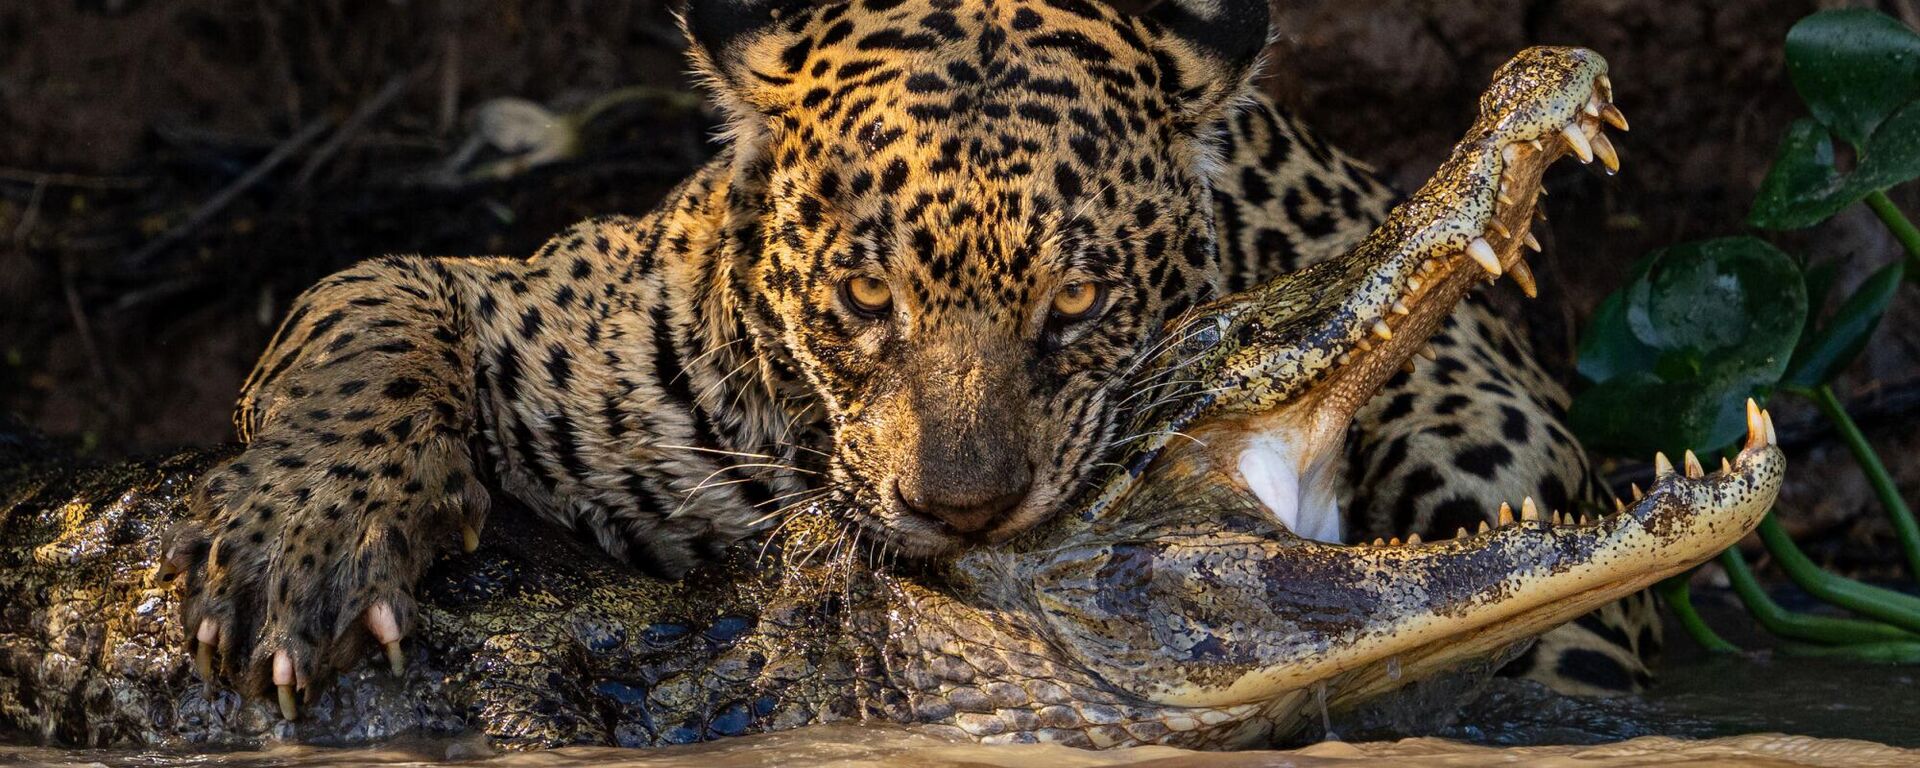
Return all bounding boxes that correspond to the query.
[1468,237,1502,276]
[1581,512,1594,525]
[1509,258,1539,298]
[1408,276,1424,292]
[1631,482,1645,501]
[1745,399,1767,449]
[1356,338,1374,352]
[1407,533,1423,545]
[1520,496,1541,522]
[1563,124,1594,164]
[1455,527,1471,540]
[1503,144,1524,165]
[1683,450,1705,479]
[1497,502,1516,527]
[1477,519,1491,534]
[1721,457,1733,475]
[1585,99,1602,117]
[1402,359,1418,374]
[1598,74,1615,101]
[1653,451,1674,478]
[1417,344,1438,361]
[1524,231,1543,252]
[1613,497,1626,513]
[1491,219,1512,239]
[1372,320,1394,341]
[1373,538,1387,547]
[1763,410,1779,445]
[1592,132,1620,173]
[1392,300,1411,316]
[1601,103,1630,131]
[1389,536,1403,546]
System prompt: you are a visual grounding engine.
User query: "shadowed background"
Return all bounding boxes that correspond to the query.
[3,0,1916,574]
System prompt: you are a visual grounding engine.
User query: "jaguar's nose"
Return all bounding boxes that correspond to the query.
[896,476,1032,535]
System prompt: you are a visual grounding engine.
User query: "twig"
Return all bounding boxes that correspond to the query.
[0,168,150,190]
[438,30,461,137]
[126,118,333,269]
[59,255,113,394]
[293,71,421,190]
[11,178,45,244]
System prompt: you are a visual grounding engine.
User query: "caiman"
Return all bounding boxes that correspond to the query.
[0,47,1785,750]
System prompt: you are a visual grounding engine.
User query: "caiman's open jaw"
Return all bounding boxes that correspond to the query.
[1154,46,1631,545]
[960,47,1788,745]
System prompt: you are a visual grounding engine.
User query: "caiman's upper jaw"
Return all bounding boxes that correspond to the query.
[1167,47,1627,542]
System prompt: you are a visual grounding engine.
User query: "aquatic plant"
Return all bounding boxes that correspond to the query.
[1571,9,1920,662]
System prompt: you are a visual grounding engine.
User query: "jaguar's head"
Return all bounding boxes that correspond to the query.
[687,0,1269,554]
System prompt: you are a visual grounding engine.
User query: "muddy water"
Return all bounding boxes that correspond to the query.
[3,729,1915,768]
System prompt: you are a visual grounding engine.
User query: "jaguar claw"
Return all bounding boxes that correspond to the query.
[366,601,405,676]
[273,650,298,721]
[193,619,217,682]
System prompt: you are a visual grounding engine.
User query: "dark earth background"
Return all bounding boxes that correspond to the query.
[4,0,1919,580]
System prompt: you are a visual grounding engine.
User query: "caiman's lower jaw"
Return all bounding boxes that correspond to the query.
[1064,404,1786,714]
[1231,405,1786,711]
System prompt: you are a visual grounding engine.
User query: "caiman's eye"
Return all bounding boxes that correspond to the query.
[1050,281,1107,320]
[841,276,894,317]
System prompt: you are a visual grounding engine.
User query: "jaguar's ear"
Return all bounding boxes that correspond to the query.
[1137,0,1272,124]
[684,0,822,119]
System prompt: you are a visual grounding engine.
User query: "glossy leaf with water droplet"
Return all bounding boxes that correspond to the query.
[1571,238,1806,456]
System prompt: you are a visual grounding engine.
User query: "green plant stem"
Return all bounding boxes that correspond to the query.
[1658,575,1739,653]
[1718,547,1919,644]
[1777,639,1920,663]
[1864,190,1920,276]
[1808,384,1920,579]
[1756,513,1920,633]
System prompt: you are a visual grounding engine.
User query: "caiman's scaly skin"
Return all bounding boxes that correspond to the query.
[0,48,1786,750]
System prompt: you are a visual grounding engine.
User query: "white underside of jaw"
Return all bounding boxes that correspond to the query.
[1237,436,1344,544]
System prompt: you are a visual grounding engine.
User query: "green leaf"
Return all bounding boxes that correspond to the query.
[1571,238,1807,456]
[1787,9,1920,149]
[1785,260,1906,388]
[1750,106,1920,229]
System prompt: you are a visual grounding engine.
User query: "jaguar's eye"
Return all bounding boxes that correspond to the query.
[841,276,893,317]
[1050,281,1106,320]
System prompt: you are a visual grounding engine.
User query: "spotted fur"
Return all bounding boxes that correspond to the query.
[164,0,1654,701]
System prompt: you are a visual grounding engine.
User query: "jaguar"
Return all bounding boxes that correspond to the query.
[159,0,1653,716]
